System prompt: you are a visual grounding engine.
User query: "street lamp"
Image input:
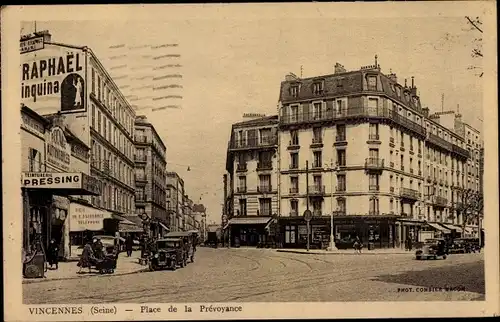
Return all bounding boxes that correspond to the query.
[327,159,339,251]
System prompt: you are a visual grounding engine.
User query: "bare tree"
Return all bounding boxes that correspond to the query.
[451,187,484,235]
[465,16,483,77]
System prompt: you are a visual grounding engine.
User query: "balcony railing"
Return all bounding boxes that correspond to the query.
[236,186,247,193]
[257,186,272,193]
[289,163,299,170]
[312,137,323,144]
[257,161,273,170]
[335,135,347,142]
[236,163,247,171]
[134,155,147,162]
[281,107,426,137]
[289,187,299,194]
[368,210,380,216]
[368,134,380,141]
[135,194,146,201]
[365,157,384,170]
[390,137,395,143]
[135,175,147,181]
[289,140,299,147]
[390,161,394,168]
[308,185,325,195]
[230,136,278,149]
[390,187,395,193]
[451,144,470,159]
[428,133,453,152]
[313,210,322,217]
[336,186,346,192]
[400,187,419,200]
[134,136,148,143]
[369,185,380,191]
[433,196,448,207]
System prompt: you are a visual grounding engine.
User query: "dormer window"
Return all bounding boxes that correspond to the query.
[313,81,324,95]
[390,83,396,93]
[404,92,410,102]
[395,86,401,97]
[367,75,377,91]
[290,85,299,98]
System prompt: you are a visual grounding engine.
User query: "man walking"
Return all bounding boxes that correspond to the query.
[126,234,134,257]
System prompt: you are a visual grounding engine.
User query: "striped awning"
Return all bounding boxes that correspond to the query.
[224,216,272,229]
[427,222,451,233]
[440,223,463,233]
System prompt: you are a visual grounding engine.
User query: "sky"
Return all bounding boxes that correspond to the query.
[20,14,484,225]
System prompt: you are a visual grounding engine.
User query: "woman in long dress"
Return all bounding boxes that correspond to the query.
[77,240,96,273]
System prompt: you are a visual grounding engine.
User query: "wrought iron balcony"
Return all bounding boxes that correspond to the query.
[313,210,322,217]
[236,186,247,193]
[335,135,347,142]
[390,137,395,144]
[236,163,247,171]
[400,187,419,200]
[289,187,299,194]
[134,155,147,162]
[365,157,384,170]
[369,185,380,191]
[308,185,325,195]
[336,186,346,192]
[368,134,380,141]
[428,133,453,152]
[135,175,147,182]
[257,186,273,193]
[230,136,278,150]
[451,144,470,159]
[289,163,299,170]
[433,196,448,207]
[390,161,394,168]
[257,160,273,170]
[281,111,332,125]
[312,137,323,144]
[368,210,380,216]
[390,187,395,193]
[134,136,148,143]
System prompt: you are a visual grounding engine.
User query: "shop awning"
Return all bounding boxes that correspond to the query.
[440,223,463,233]
[159,222,170,232]
[224,216,272,229]
[427,222,451,234]
[464,227,474,234]
[118,224,143,233]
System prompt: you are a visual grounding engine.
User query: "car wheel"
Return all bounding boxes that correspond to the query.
[443,255,447,259]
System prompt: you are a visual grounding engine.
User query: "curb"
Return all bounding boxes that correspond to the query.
[276,249,410,255]
[23,266,148,285]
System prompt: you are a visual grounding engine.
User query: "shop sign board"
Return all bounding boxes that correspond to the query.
[46,126,71,171]
[69,203,112,232]
[22,172,82,189]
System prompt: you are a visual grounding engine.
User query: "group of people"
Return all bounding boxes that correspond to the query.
[77,236,107,273]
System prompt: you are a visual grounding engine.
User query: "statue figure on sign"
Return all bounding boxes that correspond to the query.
[72,76,83,107]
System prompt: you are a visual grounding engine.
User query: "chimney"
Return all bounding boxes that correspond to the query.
[404,78,408,88]
[422,107,429,117]
[285,73,298,81]
[429,114,440,124]
[34,30,51,43]
[334,62,346,74]
[410,76,417,95]
[387,69,398,83]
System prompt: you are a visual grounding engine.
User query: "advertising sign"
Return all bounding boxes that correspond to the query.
[20,43,87,114]
[22,172,82,189]
[20,36,44,54]
[69,203,112,232]
[46,126,71,171]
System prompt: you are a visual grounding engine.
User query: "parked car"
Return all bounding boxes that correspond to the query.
[415,238,448,260]
[149,238,186,271]
[334,237,357,250]
[448,239,466,254]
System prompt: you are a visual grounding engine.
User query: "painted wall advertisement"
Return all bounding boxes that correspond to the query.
[69,203,112,232]
[46,126,71,171]
[21,42,87,114]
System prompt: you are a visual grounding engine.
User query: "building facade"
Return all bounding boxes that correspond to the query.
[224,59,483,249]
[225,116,279,246]
[166,171,185,231]
[134,115,168,235]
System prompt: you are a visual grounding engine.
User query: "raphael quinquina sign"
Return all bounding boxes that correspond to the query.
[21,51,86,113]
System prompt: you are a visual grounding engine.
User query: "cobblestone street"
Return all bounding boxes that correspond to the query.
[23,247,484,303]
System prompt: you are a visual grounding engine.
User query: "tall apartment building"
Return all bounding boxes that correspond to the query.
[166,171,185,231]
[224,116,279,246]
[225,59,482,249]
[134,115,168,235]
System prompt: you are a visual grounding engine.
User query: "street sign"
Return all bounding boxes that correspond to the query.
[303,209,312,222]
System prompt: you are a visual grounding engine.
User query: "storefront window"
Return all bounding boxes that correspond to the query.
[285,225,296,243]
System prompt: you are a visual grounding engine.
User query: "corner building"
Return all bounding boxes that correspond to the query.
[276,60,474,248]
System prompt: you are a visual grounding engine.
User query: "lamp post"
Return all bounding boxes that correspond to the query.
[328,159,338,251]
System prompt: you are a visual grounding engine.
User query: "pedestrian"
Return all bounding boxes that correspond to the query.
[92,237,105,260]
[408,238,413,251]
[353,236,363,254]
[404,238,409,251]
[126,234,134,257]
[78,239,96,273]
[47,238,59,270]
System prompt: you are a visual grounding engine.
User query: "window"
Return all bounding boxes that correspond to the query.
[369,148,379,159]
[103,116,107,139]
[290,130,299,145]
[91,104,95,128]
[28,148,41,171]
[238,176,246,192]
[369,123,379,140]
[97,75,101,100]
[91,68,95,94]
[337,174,346,191]
[259,128,272,145]
[337,149,346,166]
[313,102,323,120]
[290,153,299,169]
[290,176,299,193]
[312,199,322,215]
[285,225,296,243]
[290,85,299,98]
[369,174,379,191]
[400,155,404,170]
[259,198,272,216]
[313,127,322,143]
[259,174,271,192]
[337,197,346,213]
[290,199,299,215]
[336,124,346,141]
[390,175,394,190]
[368,98,378,110]
[369,197,379,214]
[367,76,377,91]
[313,175,322,189]
[336,99,344,115]
[97,111,102,134]
[400,132,404,147]
[313,151,322,168]
[313,81,324,95]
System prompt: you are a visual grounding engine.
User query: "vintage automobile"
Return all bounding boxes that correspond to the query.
[415,238,448,260]
[448,239,467,254]
[165,230,199,263]
[149,238,186,271]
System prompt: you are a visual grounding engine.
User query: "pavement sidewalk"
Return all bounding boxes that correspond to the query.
[23,250,148,284]
[276,248,412,255]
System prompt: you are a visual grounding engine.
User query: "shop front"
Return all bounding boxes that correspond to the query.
[279,215,401,249]
[425,222,451,238]
[225,216,273,247]
[398,218,425,248]
[22,172,102,264]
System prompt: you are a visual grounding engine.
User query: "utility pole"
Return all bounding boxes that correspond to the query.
[306,160,309,211]
[223,174,228,248]
[328,159,338,251]
[441,93,444,112]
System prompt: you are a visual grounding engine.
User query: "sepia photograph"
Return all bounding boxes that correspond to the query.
[2,2,499,320]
